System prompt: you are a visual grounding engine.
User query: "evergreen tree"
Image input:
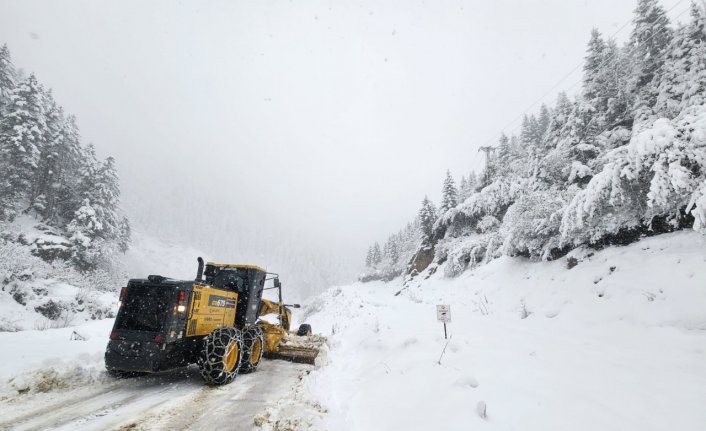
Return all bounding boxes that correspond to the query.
[496,133,511,167]
[459,172,478,201]
[466,171,478,193]
[629,0,673,107]
[0,74,46,220]
[371,242,382,265]
[520,114,544,162]
[418,196,437,241]
[537,104,551,138]
[601,39,634,126]
[66,198,104,271]
[365,246,373,267]
[0,44,16,111]
[458,176,468,201]
[440,169,458,212]
[583,29,607,110]
[581,28,627,132]
[30,90,64,217]
[52,115,84,223]
[117,216,131,253]
[654,2,706,117]
[387,235,400,264]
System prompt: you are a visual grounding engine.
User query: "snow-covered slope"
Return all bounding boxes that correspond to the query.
[301,231,706,431]
[0,217,209,332]
[0,217,118,332]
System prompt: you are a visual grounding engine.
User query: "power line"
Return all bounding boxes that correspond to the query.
[557,3,691,99]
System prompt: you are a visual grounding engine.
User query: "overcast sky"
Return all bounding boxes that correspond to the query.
[0,0,688,268]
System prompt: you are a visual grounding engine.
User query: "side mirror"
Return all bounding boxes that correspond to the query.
[285,303,301,308]
[274,278,281,288]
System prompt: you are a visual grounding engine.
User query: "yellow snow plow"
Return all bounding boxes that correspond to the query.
[105,258,320,385]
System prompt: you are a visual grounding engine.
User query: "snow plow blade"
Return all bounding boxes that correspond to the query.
[263,346,319,365]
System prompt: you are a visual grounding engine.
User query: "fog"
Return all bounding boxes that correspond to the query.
[0,0,661,295]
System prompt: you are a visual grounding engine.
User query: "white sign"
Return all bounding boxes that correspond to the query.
[436,304,451,323]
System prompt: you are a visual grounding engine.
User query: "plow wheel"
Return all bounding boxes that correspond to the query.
[296,324,312,336]
[240,326,265,374]
[198,327,243,385]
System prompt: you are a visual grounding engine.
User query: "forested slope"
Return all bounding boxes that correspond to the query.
[363,0,706,281]
[0,44,130,330]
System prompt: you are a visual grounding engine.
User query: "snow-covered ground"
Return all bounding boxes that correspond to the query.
[0,217,118,332]
[0,315,323,431]
[1,231,704,430]
[301,231,706,431]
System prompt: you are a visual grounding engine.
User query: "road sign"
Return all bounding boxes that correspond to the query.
[437,304,451,322]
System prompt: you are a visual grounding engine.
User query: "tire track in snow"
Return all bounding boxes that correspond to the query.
[0,383,124,430]
[0,368,203,431]
[125,361,310,431]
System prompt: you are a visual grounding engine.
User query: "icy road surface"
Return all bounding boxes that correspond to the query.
[0,360,310,431]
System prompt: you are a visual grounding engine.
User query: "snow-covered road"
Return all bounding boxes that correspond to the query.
[0,360,310,431]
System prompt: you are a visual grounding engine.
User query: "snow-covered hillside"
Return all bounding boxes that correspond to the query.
[301,231,706,430]
[0,215,209,332]
[0,217,119,332]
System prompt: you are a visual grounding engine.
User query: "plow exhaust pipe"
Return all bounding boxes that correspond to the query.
[196,257,204,282]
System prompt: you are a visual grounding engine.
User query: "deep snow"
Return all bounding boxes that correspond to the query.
[1,231,704,430]
[302,231,706,431]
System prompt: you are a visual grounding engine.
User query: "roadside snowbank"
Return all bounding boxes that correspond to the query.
[303,231,706,431]
[0,319,114,398]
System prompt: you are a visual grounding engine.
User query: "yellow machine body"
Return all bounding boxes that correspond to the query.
[186,284,238,337]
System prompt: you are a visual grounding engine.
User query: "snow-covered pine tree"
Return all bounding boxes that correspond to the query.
[365,246,373,267]
[30,90,64,217]
[458,176,468,201]
[583,28,608,113]
[467,171,478,194]
[387,235,400,264]
[51,115,84,224]
[440,170,458,213]
[372,242,382,265]
[600,39,634,127]
[66,146,129,268]
[67,198,104,271]
[117,216,131,253]
[554,95,602,187]
[522,115,542,147]
[654,2,706,118]
[0,73,46,220]
[629,0,673,108]
[543,92,573,149]
[496,133,512,172]
[537,104,551,140]
[0,44,16,113]
[418,196,437,242]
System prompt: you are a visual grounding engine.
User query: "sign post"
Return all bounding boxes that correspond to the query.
[436,304,451,339]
